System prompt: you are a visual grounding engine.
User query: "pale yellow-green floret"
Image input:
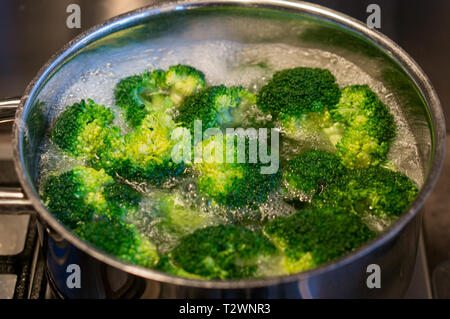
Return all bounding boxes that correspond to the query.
[330,85,396,169]
[336,129,381,169]
[194,135,245,199]
[75,121,111,157]
[72,167,113,212]
[124,112,177,165]
[281,109,346,152]
[165,65,206,105]
[102,111,188,185]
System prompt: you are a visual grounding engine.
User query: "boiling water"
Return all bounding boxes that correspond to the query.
[37,38,425,270]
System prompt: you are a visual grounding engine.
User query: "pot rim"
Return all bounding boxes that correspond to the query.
[12,0,446,289]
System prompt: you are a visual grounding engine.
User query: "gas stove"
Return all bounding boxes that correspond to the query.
[0,212,49,299]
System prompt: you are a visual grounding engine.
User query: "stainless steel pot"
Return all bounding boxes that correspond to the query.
[0,0,445,298]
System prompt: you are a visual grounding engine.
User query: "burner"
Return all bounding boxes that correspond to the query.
[0,213,48,298]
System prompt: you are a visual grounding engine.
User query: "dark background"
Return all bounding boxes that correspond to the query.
[0,0,449,290]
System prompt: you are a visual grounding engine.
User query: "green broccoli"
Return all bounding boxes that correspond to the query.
[330,85,396,169]
[313,166,418,219]
[51,99,187,186]
[264,208,376,274]
[165,64,207,105]
[194,135,281,209]
[115,65,205,127]
[145,190,219,240]
[283,150,347,199]
[176,85,257,134]
[109,112,186,186]
[114,69,167,127]
[74,217,159,268]
[51,99,117,158]
[257,67,343,150]
[42,166,141,228]
[89,124,125,173]
[169,225,278,279]
[42,166,113,228]
[280,109,346,152]
[104,182,143,212]
[257,67,341,118]
[43,166,155,268]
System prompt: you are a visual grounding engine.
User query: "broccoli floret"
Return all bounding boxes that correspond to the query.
[43,167,113,228]
[104,182,142,212]
[169,225,277,279]
[74,218,159,268]
[107,112,186,185]
[257,67,341,119]
[194,135,281,208]
[114,69,170,127]
[115,65,205,127]
[150,191,218,238]
[51,99,116,158]
[176,85,257,134]
[335,128,389,169]
[330,85,396,169]
[313,166,418,219]
[89,124,125,172]
[283,150,346,199]
[265,208,376,273]
[165,64,206,105]
[42,167,141,228]
[257,67,343,151]
[280,108,346,152]
[43,167,154,267]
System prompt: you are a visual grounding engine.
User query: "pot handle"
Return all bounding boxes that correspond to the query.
[0,97,21,124]
[0,187,34,212]
[0,97,34,212]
